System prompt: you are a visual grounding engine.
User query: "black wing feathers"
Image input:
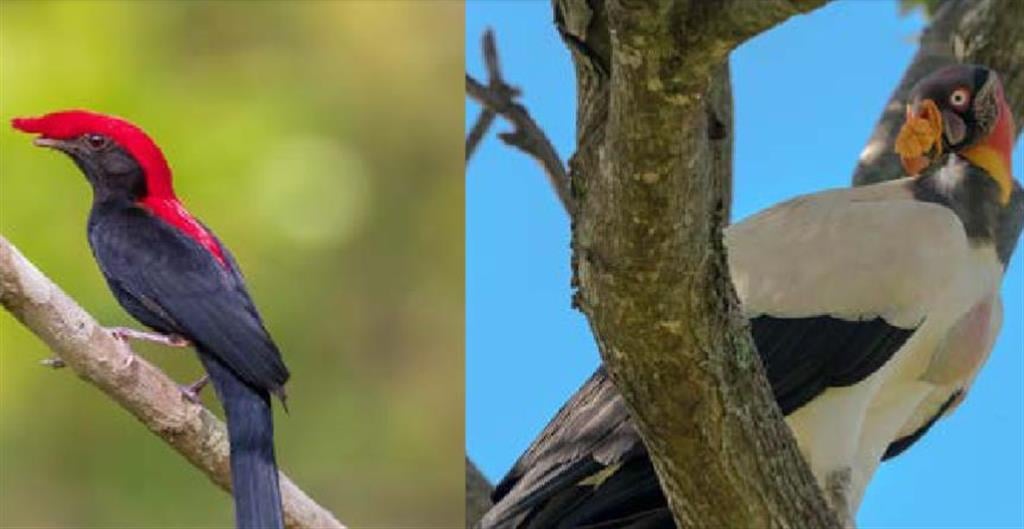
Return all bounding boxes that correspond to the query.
[484,369,669,529]
[882,389,961,460]
[485,368,643,528]
[484,315,918,528]
[528,456,670,529]
[88,205,289,393]
[752,315,916,414]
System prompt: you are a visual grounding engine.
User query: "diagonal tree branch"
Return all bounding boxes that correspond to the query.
[466,29,572,214]
[0,235,343,529]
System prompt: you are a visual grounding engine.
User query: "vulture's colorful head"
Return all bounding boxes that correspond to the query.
[896,64,1015,204]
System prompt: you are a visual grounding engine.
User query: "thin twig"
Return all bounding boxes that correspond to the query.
[466,109,497,160]
[465,29,572,214]
[0,235,344,529]
[466,30,506,161]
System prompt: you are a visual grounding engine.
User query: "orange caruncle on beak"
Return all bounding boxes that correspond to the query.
[895,98,943,176]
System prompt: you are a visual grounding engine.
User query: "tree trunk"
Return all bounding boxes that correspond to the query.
[556,1,840,527]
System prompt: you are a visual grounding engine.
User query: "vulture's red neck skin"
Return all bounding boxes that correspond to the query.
[961,95,1015,205]
[11,110,227,267]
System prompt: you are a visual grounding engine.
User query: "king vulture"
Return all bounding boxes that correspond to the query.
[480,64,1023,528]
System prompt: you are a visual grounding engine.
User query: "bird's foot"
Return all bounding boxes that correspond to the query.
[41,357,66,369]
[178,375,209,404]
[108,327,190,348]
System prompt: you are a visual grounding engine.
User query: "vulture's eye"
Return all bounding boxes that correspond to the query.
[84,134,110,150]
[949,88,970,110]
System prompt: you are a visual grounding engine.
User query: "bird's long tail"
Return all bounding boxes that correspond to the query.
[201,352,284,529]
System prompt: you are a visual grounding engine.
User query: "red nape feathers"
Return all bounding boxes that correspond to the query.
[141,196,227,267]
[12,109,226,267]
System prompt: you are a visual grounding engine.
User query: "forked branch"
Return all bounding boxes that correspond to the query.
[465,29,572,214]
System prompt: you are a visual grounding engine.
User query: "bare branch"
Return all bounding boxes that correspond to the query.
[466,110,497,161]
[0,235,343,529]
[481,27,508,87]
[465,29,572,214]
[853,0,1024,186]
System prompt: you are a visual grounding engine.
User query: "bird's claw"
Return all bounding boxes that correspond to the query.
[178,375,209,405]
[41,357,66,369]
[108,327,190,348]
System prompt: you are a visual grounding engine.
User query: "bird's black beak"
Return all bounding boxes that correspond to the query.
[940,110,967,148]
[32,137,72,151]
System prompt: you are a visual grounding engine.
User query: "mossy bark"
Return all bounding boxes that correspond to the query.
[556,1,841,527]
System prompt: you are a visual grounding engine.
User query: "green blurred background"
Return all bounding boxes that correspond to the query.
[0,1,463,527]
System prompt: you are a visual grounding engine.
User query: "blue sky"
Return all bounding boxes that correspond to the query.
[466,1,1024,527]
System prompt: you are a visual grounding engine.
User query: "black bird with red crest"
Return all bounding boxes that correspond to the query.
[13,110,290,529]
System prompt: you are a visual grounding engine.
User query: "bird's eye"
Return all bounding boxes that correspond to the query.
[84,134,110,150]
[949,88,970,109]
